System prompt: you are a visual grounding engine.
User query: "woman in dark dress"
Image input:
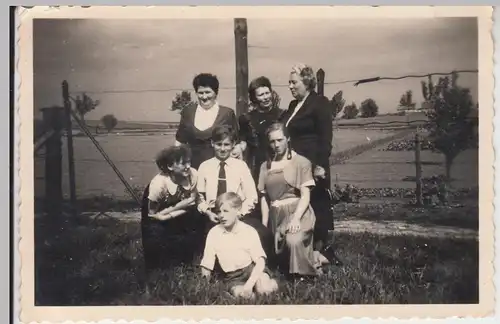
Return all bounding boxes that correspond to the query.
[238,76,284,181]
[279,63,337,264]
[141,145,203,272]
[175,73,239,169]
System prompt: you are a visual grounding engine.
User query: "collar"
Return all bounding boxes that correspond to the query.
[220,219,243,234]
[297,92,310,104]
[197,102,220,112]
[214,156,238,166]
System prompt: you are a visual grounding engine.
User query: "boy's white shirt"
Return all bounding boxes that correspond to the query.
[197,157,258,215]
[200,220,266,273]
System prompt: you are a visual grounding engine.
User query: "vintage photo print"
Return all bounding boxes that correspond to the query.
[15,5,494,323]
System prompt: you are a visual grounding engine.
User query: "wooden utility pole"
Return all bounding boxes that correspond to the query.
[316,68,325,97]
[234,18,249,118]
[62,80,77,215]
[414,133,423,205]
[41,106,64,217]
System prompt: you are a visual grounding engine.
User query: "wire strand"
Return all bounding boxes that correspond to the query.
[69,69,478,95]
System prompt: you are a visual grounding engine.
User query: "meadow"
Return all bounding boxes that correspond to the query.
[33,120,479,306]
[35,128,399,199]
[35,194,478,306]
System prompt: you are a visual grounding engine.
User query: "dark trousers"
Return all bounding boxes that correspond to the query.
[141,208,206,272]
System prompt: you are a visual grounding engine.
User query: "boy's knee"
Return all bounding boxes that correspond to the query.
[256,274,278,295]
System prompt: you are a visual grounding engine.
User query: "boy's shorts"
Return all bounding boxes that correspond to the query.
[223,262,273,287]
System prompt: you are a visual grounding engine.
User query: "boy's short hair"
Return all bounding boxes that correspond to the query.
[155,144,192,172]
[212,125,238,143]
[215,192,243,211]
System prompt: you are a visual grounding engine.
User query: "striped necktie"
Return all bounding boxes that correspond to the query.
[217,161,227,198]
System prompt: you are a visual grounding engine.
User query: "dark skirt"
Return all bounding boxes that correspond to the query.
[140,186,206,271]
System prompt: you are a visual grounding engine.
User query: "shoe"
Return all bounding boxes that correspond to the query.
[321,245,343,266]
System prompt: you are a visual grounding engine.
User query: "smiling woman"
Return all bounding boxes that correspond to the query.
[174,73,239,169]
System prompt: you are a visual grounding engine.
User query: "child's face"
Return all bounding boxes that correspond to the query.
[218,202,240,229]
[212,137,235,161]
[167,158,191,177]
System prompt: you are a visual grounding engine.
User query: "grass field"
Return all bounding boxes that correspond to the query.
[34,198,478,306]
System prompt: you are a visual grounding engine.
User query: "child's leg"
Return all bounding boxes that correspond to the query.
[255,273,278,295]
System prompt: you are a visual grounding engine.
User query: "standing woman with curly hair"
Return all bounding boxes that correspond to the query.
[175,73,239,169]
[279,63,337,265]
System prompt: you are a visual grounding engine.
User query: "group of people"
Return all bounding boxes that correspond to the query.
[141,63,337,299]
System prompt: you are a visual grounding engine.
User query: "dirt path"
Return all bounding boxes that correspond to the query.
[84,211,477,240]
[335,219,477,240]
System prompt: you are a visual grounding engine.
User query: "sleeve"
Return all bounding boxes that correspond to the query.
[238,113,251,143]
[226,108,239,136]
[175,107,190,144]
[148,175,167,202]
[196,163,207,193]
[240,161,258,215]
[257,162,267,193]
[247,228,267,262]
[189,168,198,191]
[200,229,217,270]
[286,156,315,189]
[314,96,333,167]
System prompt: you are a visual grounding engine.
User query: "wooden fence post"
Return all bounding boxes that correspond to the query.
[234,18,249,118]
[62,80,77,215]
[414,133,423,205]
[316,68,325,97]
[41,106,65,217]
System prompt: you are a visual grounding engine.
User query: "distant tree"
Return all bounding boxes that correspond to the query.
[341,102,359,119]
[171,90,196,112]
[360,98,379,118]
[398,90,416,112]
[330,90,346,119]
[101,114,118,133]
[421,72,476,182]
[73,93,100,123]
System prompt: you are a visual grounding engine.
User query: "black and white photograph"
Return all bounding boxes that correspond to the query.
[17,5,494,322]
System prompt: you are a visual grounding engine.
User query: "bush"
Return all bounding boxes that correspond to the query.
[360,98,379,118]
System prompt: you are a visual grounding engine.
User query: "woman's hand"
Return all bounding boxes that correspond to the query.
[205,210,220,224]
[313,165,326,180]
[287,218,301,234]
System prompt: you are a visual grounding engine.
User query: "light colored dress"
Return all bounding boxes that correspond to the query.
[258,151,317,276]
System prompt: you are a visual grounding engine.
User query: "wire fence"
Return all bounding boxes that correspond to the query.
[34,69,479,215]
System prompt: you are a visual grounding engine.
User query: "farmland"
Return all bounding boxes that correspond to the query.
[34,128,401,199]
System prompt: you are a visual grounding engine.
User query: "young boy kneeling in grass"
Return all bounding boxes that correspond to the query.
[200,192,278,299]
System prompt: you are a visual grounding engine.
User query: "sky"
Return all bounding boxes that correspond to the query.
[33,18,478,122]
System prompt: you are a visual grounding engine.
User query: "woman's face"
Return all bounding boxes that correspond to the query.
[254,86,272,110]
[288,72,308,99]
[268,129,288,157]
[168,158,191,178]
[196,86,217,109]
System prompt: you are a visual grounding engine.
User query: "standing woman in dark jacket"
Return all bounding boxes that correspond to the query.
[238,76,284,182]
[175,73,239,169]
[279,63,336,264]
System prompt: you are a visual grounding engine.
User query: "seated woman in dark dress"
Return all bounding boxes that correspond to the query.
[175,73,239,170]
[141,145,203,272]
[238,76,284,182]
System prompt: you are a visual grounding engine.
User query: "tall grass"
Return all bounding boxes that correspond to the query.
[35,205,478,306]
